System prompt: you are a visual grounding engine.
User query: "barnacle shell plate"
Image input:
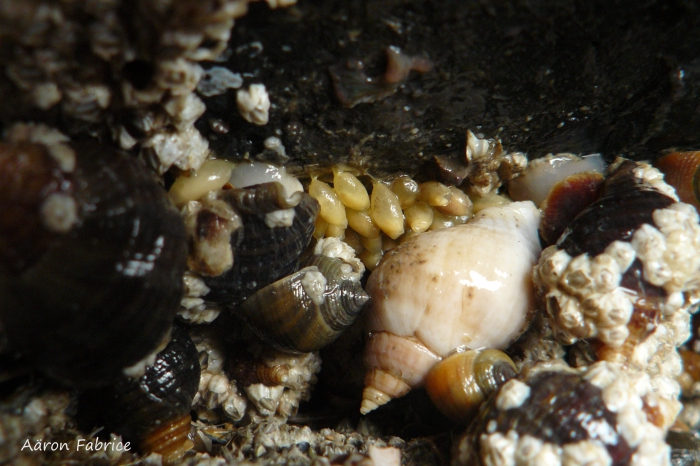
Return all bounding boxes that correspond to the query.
[366,201,541,356]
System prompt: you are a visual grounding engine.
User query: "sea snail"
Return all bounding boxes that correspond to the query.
[534,160,700,362]
[424,348,517,424]
[0,139,187,388]
[453,362,671,466]
[361,201,542,415]
[239,253,369,353]
[78,324,200,465]
[203,166,321,309]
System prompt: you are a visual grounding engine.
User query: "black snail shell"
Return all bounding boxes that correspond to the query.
[0,140,187,388]
[556,159,675,258]
[78,324,200,465]
[205,183,320,308]
[238,254,369,353]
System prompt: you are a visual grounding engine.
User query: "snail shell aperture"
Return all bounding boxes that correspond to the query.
[0,140,187,388]
[361,201,541,414]
[239,254,369,353]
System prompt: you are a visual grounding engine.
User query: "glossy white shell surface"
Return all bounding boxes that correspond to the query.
[366,201,541,357]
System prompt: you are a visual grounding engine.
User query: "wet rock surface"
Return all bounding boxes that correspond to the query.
[200,0,700,175]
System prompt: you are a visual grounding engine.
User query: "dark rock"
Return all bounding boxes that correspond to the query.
[198,0,700,176]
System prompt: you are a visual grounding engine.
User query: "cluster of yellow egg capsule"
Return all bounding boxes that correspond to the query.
[166,159,512,271]
[308,168,511,270]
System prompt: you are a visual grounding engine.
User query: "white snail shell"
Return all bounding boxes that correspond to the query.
[361,201,541,414]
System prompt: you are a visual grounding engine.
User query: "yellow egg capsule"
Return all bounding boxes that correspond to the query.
[309,178,348,228]
[382,234,399,252]
[325,223,346,239]
[169,159,235,206]
[391,175,420,209]
[343,228,364,255]
[471,191,511,213]
[333,171,371,210]
[359,249,383,271]
[346,208,381,239]
[361,234,383,254]
[435,187,473,217]
[313,217,329,239]
[404,203,434,233]
[370,182,405,239]
[418,181,452,207]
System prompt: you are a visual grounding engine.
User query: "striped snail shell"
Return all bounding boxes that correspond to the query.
[655,151,700,211]
[205,185,320,308]
[78,324,200,465]
[221,181,303,214]
[238,254,369,353]
[0,140,186,388]
[424,348,516,424]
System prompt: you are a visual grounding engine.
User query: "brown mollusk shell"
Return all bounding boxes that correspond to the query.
[205,188,320,308]
[0,140,187,388]
[238,254,369,353]
[78,324,200,465]
[425,348,516,424]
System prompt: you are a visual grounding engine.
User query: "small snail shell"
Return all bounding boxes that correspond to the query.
[655,151,700,211]
[453,362,673,466]
[361,201,541,414]
[220,181,303,215]
[78,324,200,465]
[424,349,516,424]
[205,188,320,308]
[238,254,369,353]
[0,140,187,388]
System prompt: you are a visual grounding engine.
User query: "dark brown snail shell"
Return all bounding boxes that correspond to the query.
[424,349,516,424]
[557,160,676,258]
[0,140,187,388]
[205,184,320,308]
[535,159,681,362]
[78,324,200,465]
[452,367,636,466]
[238,254,369,353]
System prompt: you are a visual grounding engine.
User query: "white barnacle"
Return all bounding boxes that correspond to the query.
[40,193,78,233]
[480,431,518,466]
[561,440,612,466]
[535,246,572,286]
[495,379,531,410]
[265,208,296,228]
[299,268,326,306]
[237,83,271,125]
[561,255,595,296]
